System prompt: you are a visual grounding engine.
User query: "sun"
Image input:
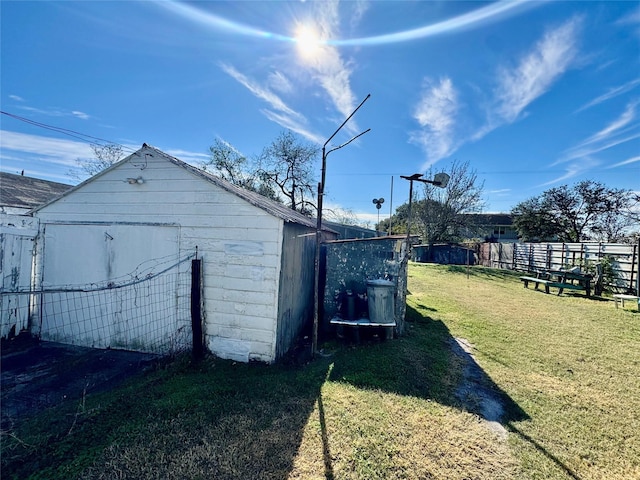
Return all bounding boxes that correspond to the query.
[294,24,322,59]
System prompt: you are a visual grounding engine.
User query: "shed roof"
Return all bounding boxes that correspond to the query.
[0,171,72,209]
[33,144,328,231]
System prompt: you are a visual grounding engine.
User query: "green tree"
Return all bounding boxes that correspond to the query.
[376,202,413,235]
[511,196,563,242]
[511,180,635,242]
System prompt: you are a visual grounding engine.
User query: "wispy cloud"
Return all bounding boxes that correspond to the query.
[162,148,210,166]
[221,63,301,119]
[267,71,293,95]
[219,63,322,143]
[71,111,90,120]
[349,0,370,32]
[495,17,582,124]
[298,0,362,135]
[559,100,639,163]
[608,155,640,168]
[540,157,601,186]
[0,130,94,167]
[546,101,639,183]
[16,104,91,120]
[9,94,25,102]
[410,77,459,168]
[575,78,640,113]
[0,130,94,182]
[616,4,640,29]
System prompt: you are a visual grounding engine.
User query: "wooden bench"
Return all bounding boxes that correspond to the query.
[549,282,586,296]
[612,294,640,311]
[520,277,587,296]
[520,276,553,294]
[330,317,395,342]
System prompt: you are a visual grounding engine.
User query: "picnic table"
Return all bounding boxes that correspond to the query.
[519,269,593,297]
[546,269,593,297]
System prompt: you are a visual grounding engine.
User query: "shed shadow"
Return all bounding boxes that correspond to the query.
[1,335,335,480]
[326,304,585,479]
[327,304,528,425]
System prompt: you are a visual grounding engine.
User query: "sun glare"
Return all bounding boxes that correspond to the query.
[294,24,322,58]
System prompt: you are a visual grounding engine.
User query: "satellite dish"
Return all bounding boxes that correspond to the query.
[434,172,450,188]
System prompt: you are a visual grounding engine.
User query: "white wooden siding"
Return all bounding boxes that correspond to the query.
[35,150,283,361]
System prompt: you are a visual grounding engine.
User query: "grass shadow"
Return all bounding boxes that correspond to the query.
[444,264,521,280]
[326,304,529,426]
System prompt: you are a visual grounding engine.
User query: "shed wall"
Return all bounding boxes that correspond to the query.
[275,222,317,358]
[34,153,282,361]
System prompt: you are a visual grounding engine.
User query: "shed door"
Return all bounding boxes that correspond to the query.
[39,223,180,352]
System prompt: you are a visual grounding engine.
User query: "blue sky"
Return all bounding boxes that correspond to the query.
[1,1,639,225]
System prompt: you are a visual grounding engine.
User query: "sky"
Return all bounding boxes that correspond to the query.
[1,0,639,226]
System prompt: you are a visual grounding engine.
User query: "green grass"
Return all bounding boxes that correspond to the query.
[2,263,638,479]
[408,264,640,480]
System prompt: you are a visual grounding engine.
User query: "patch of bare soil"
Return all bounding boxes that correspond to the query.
[450,337,509,439]
[1,335,158,431]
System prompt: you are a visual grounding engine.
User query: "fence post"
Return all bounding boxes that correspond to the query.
[191,258,204,361]
[633,239,639,295]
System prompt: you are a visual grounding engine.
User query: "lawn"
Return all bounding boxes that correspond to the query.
[2,264,638,479]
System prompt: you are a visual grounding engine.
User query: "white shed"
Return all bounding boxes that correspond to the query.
[32,144,333,363]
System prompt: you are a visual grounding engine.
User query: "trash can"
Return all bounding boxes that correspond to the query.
[367,278,395,326]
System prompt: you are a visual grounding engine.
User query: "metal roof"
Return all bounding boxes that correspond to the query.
[142,144,326,231]
[31,144,328,231]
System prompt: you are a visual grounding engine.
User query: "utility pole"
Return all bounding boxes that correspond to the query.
[312,94,371,357]
[400,172,450,258]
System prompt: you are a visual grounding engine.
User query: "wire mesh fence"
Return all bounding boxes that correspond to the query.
[1,254,196,355]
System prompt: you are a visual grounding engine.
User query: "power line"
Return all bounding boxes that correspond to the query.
[0,110,137,153]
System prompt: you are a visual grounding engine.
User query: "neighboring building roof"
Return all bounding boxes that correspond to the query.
[33,144,332,232]
[323,220,378,239]
[0,171,73,210]
[461,213,513,225]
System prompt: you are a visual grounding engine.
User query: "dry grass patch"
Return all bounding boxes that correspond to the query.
[290,381,517,480]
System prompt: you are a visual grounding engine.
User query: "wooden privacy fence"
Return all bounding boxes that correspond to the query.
[477,242,639,294]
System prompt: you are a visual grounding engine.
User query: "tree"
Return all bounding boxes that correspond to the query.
[69,143,124,180]
[413,160,485,244]
[511,180,635,242]
[376,203,409,235]
[203,139,278,201]
[510,196,563,242]
[256,131,318,215]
